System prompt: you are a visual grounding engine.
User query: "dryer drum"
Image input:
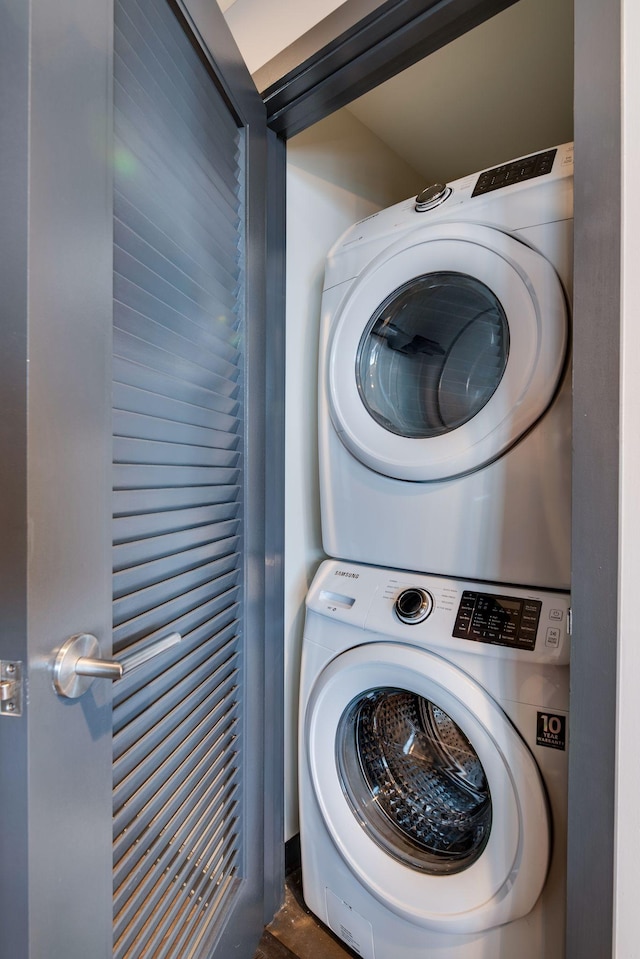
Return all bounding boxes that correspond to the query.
[337,688,492,875]
[355,272,509,440]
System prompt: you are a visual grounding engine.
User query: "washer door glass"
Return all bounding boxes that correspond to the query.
[356,273,509,438]
[337,687,492,875]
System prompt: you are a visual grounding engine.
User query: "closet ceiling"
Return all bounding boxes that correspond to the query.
[218,0,573,185]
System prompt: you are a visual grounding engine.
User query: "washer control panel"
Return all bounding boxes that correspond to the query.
[453,590,542,651]
[306,561,570,665]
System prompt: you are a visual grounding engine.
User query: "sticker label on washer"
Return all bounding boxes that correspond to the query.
[326,888,375,959]
[536,712,567,750]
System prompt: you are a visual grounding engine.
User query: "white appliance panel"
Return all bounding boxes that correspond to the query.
[319,144,573,588]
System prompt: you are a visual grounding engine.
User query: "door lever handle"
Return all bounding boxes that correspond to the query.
[52,631,182,699]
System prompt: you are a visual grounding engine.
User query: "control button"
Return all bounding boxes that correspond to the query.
[549,609,564,621]
[415,184,452,212]
[546,627,561,648]
[395,587,433,625]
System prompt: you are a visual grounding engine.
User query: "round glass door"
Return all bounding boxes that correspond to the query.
[356,273,509,438]
[337,687,492,875]
[327,222,568,481]
[306,642,551,932]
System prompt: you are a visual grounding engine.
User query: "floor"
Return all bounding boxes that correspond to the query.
[254,868,358,959]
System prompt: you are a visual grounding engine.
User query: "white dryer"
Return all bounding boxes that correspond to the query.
[319,144,573,589]
[299,559,569,959]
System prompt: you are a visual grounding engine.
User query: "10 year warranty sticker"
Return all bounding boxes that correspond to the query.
[536,712,566,750]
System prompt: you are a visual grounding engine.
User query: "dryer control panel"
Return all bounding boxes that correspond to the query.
[453,591,542,651]
[471,148,557,197]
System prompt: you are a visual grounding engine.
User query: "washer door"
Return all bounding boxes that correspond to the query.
[328,222,568,480]
[305,643,550,934]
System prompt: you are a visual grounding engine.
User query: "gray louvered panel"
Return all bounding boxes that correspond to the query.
[158,854,238,959]
[114,188,239,299]
[114,696,238,838]
[113,593,239,676]
[114,86,240,238]
[114,754,240,932]
[114,658,236,775]
[113,437,240,469]
[114,723,236,893]
[113,46,240,221]
[113,18,240,193]
[114,296,241,377]
[114,713,238,887]
[113,356,239,417]
[114,274,240,357]
[158,826,239,955]
[113,0,245,954]
[113,552,239,625]
[153,832,239,959]
[114,5,240,173]
[115,782,239,956]
[114,200,240,315]
[113,536,240,598]
[113,620,238,732]
[114,659,238,795]
[121,0,238,141]
[114,253,240,354]
[113,120,240,282]
[113,464,240,492]
[114,327,241,397]
[113,409,239,450]
[119,798,239,956]
[113,503,239,543]
[113,381,238,432]
[112,574,240,650]
[113,520,239,570]
[113,40,240,220]
[179,875,239,959]
[114,211,239,317]
[113,483,239,517]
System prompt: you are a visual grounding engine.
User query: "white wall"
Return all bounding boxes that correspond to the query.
[218,0,347,73]
[615,0,640,952]
[284,110,423,838]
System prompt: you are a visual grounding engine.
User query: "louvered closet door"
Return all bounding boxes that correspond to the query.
[112,1,267,956]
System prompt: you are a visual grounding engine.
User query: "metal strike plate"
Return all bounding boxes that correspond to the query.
[1,661,23,717]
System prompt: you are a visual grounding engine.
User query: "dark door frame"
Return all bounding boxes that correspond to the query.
[260,2,621,957]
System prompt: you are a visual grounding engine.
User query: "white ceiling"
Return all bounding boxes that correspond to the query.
[218,0,348,74]
[218,0,573,185]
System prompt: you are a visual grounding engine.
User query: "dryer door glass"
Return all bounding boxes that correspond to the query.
[336,687,492,875]
[355,272,509,438]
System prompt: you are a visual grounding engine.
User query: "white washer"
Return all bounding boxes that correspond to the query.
[319,144,573,589]
[300,559,569,959]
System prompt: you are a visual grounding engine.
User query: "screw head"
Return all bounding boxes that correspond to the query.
[6,664,15,674]
[5,702,15,712]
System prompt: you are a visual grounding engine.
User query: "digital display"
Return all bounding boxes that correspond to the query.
[472,149,557,198]
[453,590,542,651]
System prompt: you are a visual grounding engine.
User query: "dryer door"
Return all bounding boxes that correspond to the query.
[305,642,550,934]
[327,222,568,480]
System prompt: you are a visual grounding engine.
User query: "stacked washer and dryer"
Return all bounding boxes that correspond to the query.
[298,144,573,959]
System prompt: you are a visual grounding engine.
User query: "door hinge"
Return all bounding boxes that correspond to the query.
[1,661,23,717]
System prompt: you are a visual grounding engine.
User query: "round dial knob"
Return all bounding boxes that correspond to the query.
[415,183,451,212]
[394,587,433,625]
